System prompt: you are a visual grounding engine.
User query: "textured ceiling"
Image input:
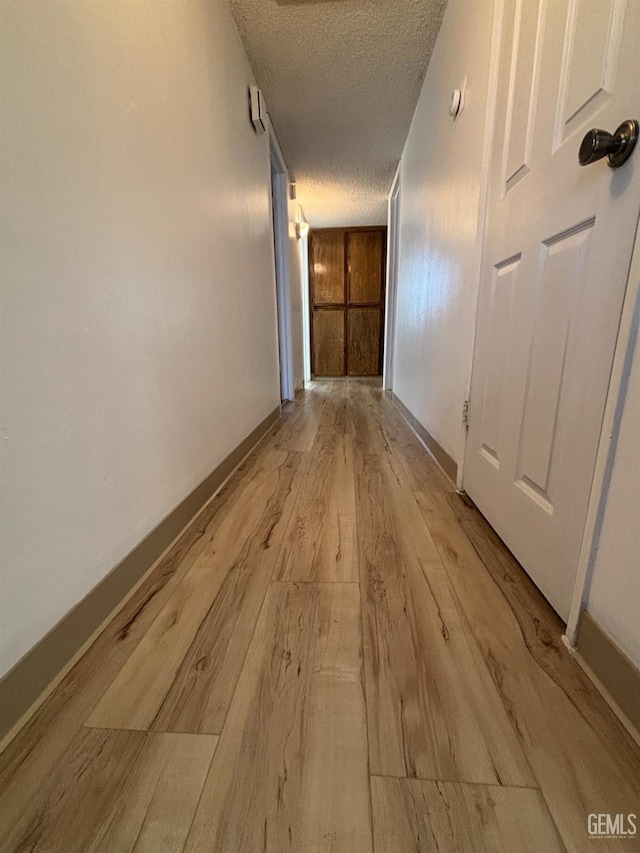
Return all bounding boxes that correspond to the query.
[228,0,447,227]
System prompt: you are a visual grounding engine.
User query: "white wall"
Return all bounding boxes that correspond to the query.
[0,0,283,679]
[391,0,495,464]
[584,286,640,669]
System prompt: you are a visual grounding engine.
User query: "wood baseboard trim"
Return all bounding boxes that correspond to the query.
[0,405,281,745]
[576,611,640,741]
[391,392,458,485]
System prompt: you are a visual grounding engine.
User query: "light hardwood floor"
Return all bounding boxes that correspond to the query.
[1,379,639,852]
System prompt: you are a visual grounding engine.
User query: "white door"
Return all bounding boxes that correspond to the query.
[464,0,640,619]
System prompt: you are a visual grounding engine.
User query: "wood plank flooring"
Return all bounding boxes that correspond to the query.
[183,581,371,852]
[371,777,565,853]
[1,379,639,852]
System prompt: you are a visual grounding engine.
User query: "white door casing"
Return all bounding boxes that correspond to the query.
[269,129,295,403]
[464,0,640,619]
[383,168,401,391]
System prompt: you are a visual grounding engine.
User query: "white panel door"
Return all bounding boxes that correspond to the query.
[464,0,640,618]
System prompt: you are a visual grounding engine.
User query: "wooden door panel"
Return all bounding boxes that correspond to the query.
[311,232,345,305]
[311,227,386,376]
[347,309,381,376]
[348,231,384,304]
[313,310,345,376]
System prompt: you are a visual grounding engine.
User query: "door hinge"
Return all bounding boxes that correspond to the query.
[462,399,470,427]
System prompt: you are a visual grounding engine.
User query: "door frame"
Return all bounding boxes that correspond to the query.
[269,128,295,402]
[383,166,401,391]
[299,211,312,383]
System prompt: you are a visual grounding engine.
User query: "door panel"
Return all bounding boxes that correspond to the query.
[515,221,594,508]
[464,0,640,618]
[312,231,345,305]
[558,0,624,139]
[502,0,542,192]
[348,231,384,304]
[310,228,386,376]
[347,309,382,376]
[313,310,345,376]
[478,255,519,467]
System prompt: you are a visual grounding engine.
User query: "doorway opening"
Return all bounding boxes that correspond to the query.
[269,131,295,402]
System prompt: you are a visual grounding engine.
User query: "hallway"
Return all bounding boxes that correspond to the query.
[0,380,638,852]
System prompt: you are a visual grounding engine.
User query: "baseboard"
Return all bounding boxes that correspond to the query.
[391,393,458,485]
[0,405,280,744]
[576,611,640,741]
[312,375,382,381]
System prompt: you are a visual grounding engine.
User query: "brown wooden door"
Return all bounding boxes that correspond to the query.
[310,227,386,376]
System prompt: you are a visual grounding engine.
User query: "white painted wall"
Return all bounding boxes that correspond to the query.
[0,0,283,678]
[584,286,640,669]
[391,0,495,464]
